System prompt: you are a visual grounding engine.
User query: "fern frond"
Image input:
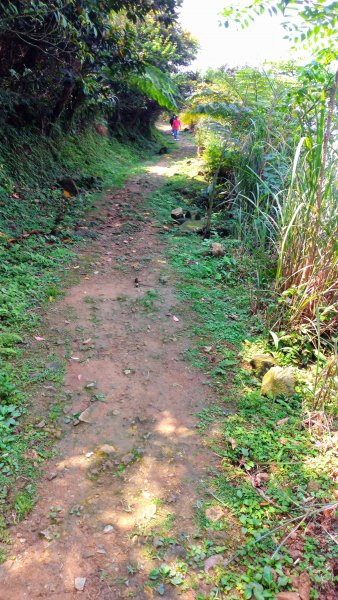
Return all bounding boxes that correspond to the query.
[130,64,178,110]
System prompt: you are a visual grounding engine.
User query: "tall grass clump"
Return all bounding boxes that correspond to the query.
[275,71,338,345]
[186,65,338,353]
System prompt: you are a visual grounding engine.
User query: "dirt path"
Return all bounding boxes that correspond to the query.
[0,134,218,599]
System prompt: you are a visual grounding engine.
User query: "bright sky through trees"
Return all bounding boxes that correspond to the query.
[178,0,304,70]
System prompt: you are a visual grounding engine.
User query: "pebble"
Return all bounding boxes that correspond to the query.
[103,525,114,534]
[46,471,58,481]
[100,444,116,455]
[35,420,46,429]
[85,382,97,389]
[74,577,86,591]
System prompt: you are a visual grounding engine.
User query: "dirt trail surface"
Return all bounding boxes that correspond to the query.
[0,136,218,599]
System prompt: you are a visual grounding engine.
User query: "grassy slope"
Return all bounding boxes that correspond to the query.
[0,126,159,552]
[144,164,337,599]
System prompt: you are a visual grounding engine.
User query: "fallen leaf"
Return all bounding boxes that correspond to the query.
[204,554,223,572]
[203,346,213,353]
[63,190,71,198]
[173,315,179,322]
[228,437,236,450]
[82,338,92,345]
[298,572,311,600]
[11,192,20,199]
[34,336,45,341]
[144,585,153,600]
[280,438,288,445]
[276,594,300,600]
[321,506,335,525]
[70,356,80,361]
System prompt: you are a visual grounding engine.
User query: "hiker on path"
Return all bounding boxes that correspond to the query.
[172,115,181,141]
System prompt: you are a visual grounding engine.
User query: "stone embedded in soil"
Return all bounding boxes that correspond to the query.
[204,554,223,572]
[78,404,105,424]
[35,420,46,429]
[171,207,184,220]
[74,577,86,591]
[46,471,58,481]
[250,354,276,377]
[85,381,97,389]
[100,444,116,455]
[261,366,296,398]
[163,545,187,561]
[103,525,114,534]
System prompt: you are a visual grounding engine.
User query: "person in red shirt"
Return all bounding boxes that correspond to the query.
[172,116,181,140]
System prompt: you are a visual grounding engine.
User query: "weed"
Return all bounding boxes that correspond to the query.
[14,485,36,521]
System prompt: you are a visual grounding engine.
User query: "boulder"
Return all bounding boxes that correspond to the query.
[211,242,225,257]
[171,207,184,220]
[261,366,296,398]
[250,354,276,377]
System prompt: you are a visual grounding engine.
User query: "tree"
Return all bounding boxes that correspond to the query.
[0,0,186,131]
[222,1,338,58]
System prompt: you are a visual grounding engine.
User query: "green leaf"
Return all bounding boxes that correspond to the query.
[170,575,184,586]
[129,64,178,111]
[149,569,160,580]
[262,566,274,586]
[157,583,165,595]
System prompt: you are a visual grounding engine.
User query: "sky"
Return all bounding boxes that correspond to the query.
[178,0,302,70]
